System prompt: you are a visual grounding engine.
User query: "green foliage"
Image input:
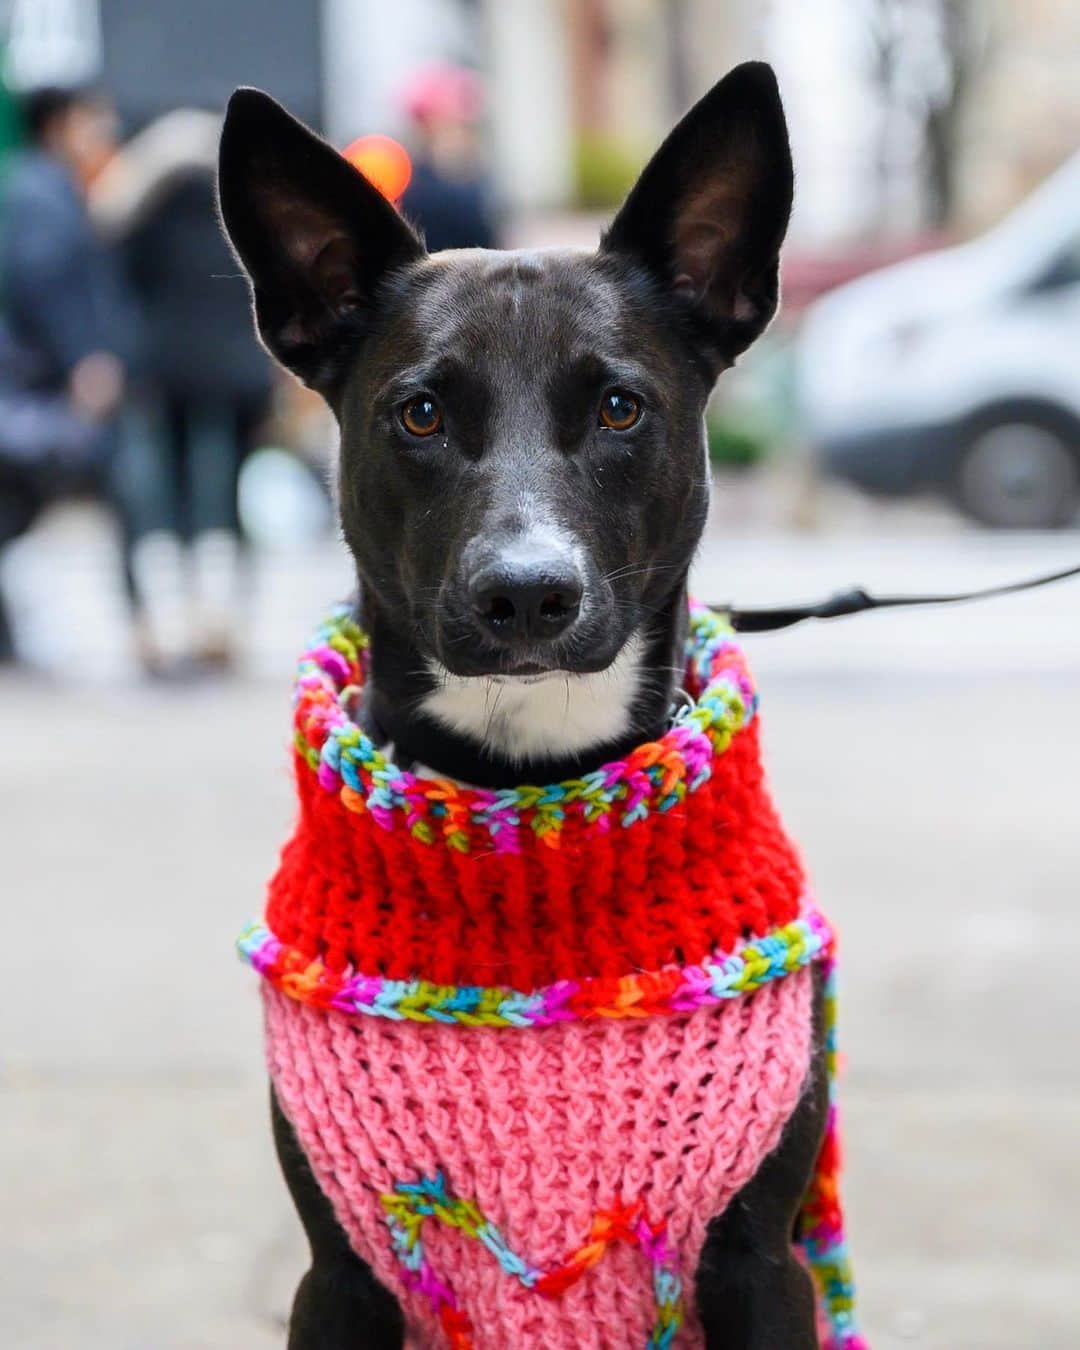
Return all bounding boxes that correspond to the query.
[705,415,769,468]
[572,132,644,210]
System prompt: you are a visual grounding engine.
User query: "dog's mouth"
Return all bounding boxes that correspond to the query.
[489,663,564,682]
[429,625,628,682]
[432,649,614,681]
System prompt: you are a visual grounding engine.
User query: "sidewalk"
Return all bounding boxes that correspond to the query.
[2,511,1079,1347]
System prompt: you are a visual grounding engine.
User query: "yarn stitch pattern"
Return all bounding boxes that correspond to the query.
[246,603,866,1349]
[380,1175,683,1349]
[264,972,817,1348]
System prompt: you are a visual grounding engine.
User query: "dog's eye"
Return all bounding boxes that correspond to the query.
[400,396,443,437]
[598,389,641,431]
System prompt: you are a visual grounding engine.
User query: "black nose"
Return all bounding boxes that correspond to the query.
[470,558,583,643]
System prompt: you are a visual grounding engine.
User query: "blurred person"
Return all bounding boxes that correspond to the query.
[398,64,497,251]
[0,84,140,664]
[92,109,274,674]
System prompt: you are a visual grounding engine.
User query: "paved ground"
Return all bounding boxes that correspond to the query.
[3,489,1079,1348]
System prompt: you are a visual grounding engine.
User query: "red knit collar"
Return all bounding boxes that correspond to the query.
[249,605,807,991]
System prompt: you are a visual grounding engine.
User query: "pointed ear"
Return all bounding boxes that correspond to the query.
[217,88,424,391]
[601,62,793,370]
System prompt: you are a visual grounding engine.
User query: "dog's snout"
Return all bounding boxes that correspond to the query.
[469,555,583,643]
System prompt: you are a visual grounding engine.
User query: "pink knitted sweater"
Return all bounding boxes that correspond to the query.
[266,972,812,1348]
[242,605,864,1349]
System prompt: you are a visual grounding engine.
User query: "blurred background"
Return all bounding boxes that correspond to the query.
[0,1,1077,1347]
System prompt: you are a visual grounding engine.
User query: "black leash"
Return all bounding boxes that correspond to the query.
[723,561,1080,634]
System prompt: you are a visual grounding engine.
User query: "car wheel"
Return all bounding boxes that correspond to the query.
[955,421,1080,529]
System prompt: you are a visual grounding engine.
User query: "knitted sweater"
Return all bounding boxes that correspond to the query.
[240,604,865,1350]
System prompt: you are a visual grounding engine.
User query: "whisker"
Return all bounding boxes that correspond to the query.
[483,680,505,745]
[601,561,681,584]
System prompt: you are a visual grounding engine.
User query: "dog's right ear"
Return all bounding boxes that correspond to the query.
[218,88,425,391]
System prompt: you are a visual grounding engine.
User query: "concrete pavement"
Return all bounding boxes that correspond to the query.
[2,500,1079,1347]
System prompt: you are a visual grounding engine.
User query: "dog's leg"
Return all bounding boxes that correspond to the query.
[695,971,828,1350]
[271,1087,405,1350]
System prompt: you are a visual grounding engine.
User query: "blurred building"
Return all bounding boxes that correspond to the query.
[3,0,1076,243]
[954,0,1080,229]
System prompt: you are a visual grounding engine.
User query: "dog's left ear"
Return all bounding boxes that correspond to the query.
[602,62,793,371]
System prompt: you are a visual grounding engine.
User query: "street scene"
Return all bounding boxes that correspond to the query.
[1,2,1079,1348]
[4,494,1079,1349]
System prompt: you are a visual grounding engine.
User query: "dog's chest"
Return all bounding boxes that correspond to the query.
[264,970,813,1349]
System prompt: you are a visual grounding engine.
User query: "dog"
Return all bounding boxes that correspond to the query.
[220,62,838,1349]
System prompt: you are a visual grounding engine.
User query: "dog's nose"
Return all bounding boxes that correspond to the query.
[470,557,583,643]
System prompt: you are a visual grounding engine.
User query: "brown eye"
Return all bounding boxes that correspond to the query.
[400,396,443,437]
[598,389,641,431]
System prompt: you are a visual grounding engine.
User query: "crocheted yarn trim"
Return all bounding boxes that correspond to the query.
[381,1178,683,1350]
[292,602,755,852]
[237,909,831,1027]
[801,959,867,1350]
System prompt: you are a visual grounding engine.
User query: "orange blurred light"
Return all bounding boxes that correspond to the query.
[342,134,412,203]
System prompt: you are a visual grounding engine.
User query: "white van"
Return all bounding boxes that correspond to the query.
[796,154,1080,528]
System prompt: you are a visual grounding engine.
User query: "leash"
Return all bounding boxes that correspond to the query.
[722,561,1080,634]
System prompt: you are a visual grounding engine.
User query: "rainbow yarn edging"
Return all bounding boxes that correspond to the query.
[237,909,831,1029]
[798,957,868,1350]
[291,603,756,852]
[381,1172,683,1350]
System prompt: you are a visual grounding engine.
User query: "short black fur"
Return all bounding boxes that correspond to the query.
[220,62,825,1347]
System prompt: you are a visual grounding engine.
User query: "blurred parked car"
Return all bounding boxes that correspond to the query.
[798,154,1080,529]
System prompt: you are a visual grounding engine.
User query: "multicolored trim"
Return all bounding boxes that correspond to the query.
[237,909,831,1029]
[797,959,867,1350]
[292,603,756,852]
[381,1172,683,1350]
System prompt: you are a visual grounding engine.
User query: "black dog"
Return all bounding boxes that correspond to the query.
[220,61,826,1348]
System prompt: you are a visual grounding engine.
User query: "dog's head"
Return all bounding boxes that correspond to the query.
[219,64,791,763]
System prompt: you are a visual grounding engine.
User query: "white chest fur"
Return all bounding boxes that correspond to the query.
[420,634,645,767]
